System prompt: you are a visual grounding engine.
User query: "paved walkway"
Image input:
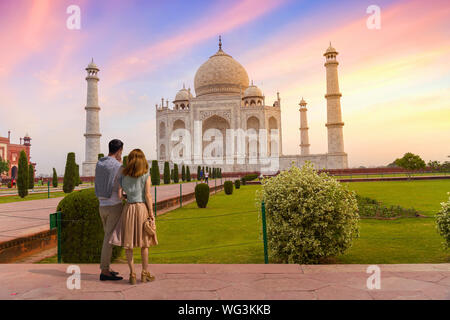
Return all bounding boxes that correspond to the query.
[0,264,448,300]
[0,179,232,243]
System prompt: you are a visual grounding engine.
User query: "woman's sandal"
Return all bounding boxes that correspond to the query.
[141,270,155,283]
[129,272,136,285]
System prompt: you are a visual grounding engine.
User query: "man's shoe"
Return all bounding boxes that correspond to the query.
[100,273,123,281]
[110,270,119,276]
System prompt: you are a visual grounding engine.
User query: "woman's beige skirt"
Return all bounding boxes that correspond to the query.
[109,202,158,249]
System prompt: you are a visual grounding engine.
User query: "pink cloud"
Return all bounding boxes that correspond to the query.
[105,0,288,84]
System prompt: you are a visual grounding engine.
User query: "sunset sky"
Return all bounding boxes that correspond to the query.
[0,0,449,175]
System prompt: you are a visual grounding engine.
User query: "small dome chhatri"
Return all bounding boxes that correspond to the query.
[299,97,307,107]
[244,80,263,98]
[174,84,193,102]
[194,36,249,97]
[86,58,99,70]
[324,42,338,56]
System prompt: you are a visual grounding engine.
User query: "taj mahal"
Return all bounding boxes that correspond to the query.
[154,37,347,173]
[82,37,348,176]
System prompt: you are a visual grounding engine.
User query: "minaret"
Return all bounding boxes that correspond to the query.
[299,98,310,155]
[82,59,102,177]
[324,43,345,155]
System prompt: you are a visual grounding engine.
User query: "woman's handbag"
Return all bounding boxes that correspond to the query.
[144,216,156,237]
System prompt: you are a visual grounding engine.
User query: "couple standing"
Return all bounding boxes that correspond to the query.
[95,139,158,285]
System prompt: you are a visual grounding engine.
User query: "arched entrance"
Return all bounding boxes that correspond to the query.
[202,115,230,161]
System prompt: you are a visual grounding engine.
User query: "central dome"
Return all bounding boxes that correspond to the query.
[194,41,249,97]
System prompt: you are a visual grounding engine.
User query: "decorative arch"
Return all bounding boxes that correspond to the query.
[159,121,166,139]
[246,116,260,159]
[268,116,278,156]
[159,144,166,160]
[173,119,185,131]
[202,115,230,160]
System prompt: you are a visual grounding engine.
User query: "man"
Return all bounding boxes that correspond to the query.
[95,139,124,281]
[205,170,209,184]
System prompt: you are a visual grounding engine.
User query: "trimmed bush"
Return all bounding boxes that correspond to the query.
[57,189,122,263]
[75,164,81,186]
[356,195,419,218]
[52,168,58,188]
[173,164,179,183]
[28,164,35,189]
[7,181,12,188]
[182,165,186,181]
[186,166,191,182]
[242,173,258,183]
[197,166,201,180]
[235,179,240,189]
[63,152,76,193]
[98,153,104,160]
[436,193,450,249]
[123,156,128,167]
[151,160,160,185]
[195,183,210,208]
[163,161,170,184]
[17,150,28,198]
[259,162,359,264]
[224,181,233,195]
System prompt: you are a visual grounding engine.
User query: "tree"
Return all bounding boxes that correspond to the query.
[163,161,170,184]
[52,168,58,188]
[151,160,160,185]
[173,164,179,183]
[181,165,186,181]
[17,151,29,198]
[28,164,35,189]
[186,166,191,182]
[0,157,10,176]
[427,160,441,172]
[63,152,76,193]
[123,156,128,167]
[394,152,426,177]
[197,166,201,180]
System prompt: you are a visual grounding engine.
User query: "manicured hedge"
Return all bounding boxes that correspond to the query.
[17,150,28,198]
[57,189,122,263]
[235,179,240,189]
[224,181,233,195]
[195,183,210,208]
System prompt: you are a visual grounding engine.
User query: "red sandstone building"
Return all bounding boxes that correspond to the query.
[0,131,33,179]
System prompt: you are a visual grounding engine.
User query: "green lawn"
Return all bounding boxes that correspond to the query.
[39,179,450,264]
[344,180,449,216]
[0,191,67,203]
[124,185,264,264]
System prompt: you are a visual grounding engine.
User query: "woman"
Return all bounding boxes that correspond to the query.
[109,149,158,284]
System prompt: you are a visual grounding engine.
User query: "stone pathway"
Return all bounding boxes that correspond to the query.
[0,264,448,300]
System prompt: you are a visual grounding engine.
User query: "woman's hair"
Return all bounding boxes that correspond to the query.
[122,149,149,177]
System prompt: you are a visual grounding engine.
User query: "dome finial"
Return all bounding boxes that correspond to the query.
[219,35,222,50]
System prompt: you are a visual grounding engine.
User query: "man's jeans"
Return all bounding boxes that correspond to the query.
[99,203,123,270]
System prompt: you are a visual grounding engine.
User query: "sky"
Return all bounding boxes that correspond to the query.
[0,0,449,175]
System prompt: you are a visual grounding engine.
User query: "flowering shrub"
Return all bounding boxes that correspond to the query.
[436,193,450,249]
[258,162,359,264]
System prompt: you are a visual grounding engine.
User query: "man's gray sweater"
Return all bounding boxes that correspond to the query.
[95,157,122,199]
